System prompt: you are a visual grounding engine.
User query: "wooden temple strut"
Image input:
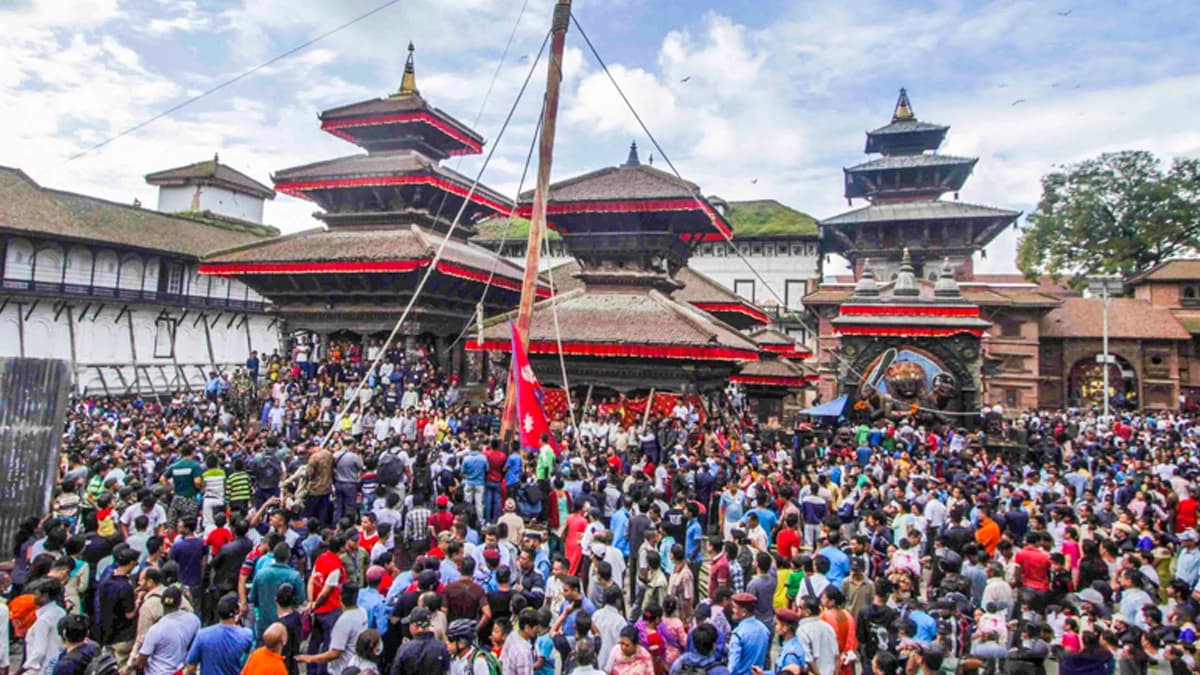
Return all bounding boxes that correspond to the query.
[502,0,572,439]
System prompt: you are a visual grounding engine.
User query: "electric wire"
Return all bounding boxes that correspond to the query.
[67,0,408,161]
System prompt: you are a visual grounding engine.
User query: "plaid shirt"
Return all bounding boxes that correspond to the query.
[729,558,745,592]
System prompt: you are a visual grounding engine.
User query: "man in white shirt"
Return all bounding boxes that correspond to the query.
[795,597,840,675]
[121,495,167,535]
[20,581,64,675]
[592,586,626,671]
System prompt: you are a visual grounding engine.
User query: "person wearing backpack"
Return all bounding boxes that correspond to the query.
[668,623,730,675]
[376,445,409,497]
[52,614,102,675]
[446,619,499,675]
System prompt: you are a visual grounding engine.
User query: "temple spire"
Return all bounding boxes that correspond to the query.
[894,247,919,297]
[892,87,915,122]
[623,141,640,167]
[853,258,880,298]
[394,42,419,98]
[934,257,962,298]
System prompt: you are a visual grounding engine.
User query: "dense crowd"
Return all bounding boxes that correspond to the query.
[8,336,1200,675]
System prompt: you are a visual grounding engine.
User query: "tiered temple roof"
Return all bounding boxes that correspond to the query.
[201,47,541,334]
[469,144,758,392]
[822,88,1020,269]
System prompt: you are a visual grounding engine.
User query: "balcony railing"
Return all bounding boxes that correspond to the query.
[3,280,267,312]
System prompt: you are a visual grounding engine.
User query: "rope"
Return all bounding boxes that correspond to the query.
[318,28,552,448]
[447,97,546,351]
[541,214,576,430]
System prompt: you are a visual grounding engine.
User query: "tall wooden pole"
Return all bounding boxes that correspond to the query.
[502,0,572,438]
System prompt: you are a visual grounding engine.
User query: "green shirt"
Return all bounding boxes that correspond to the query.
[535,446,555,480]
[168,458,204,498]
[226,471,253,503]
[86,473,105,504]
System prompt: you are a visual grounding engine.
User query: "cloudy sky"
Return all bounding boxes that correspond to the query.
[2,0,1198,274]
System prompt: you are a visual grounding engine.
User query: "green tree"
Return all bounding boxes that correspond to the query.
[1017,150,1200,285]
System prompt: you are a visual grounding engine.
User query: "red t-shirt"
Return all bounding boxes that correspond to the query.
[359,532,380,553]
[485,449,507,483]
[607,455,623,475]
[312,550,345,614]
[206,527,234,556]
[776,528,802,561]
[1014,545,1051,592]
[1178,499,1198,532]
[429,510,454,534]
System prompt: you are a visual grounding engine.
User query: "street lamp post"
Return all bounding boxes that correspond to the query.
[1087,275,1124,421]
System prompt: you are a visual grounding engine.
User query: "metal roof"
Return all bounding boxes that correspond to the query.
[821,200,1020,226]
[846,154,977,172]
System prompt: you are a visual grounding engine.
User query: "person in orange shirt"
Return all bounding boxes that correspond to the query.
[242,623,287,675]
[975,509,1002,556]
[820,587,859,675]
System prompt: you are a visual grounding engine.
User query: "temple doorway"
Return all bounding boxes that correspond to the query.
[1067,354,1138,410]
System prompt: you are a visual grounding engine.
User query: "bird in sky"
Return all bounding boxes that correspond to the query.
[751,178,759,184]
[1011,99,1027,106]
[680,76,691,82]
[1056,9,1073,15]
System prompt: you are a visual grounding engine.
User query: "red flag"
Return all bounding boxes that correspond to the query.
[510,322,561,456]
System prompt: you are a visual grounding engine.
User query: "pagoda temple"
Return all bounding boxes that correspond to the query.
[466,144,759,393]
[200,46,544,374]
[822,88,1019,281]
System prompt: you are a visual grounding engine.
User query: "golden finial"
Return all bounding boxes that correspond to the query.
[394,42,419,98]
[892,88,915,122]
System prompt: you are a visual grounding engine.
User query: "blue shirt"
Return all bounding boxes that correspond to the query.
[610,508,631,557]
[170,536,206,587]
[505,453,523,487]
[462,452,488,487]
[818,545,851,590]
[909,609,939,644]
[439,558,461,584]
[358,586,390,636]
[185,623,253,675]
[556,597,595,637]
[685,518,704,563]
[534,633,555,675]
[766,635,807,675]
[743,508,777,536]
[728,615,770,675]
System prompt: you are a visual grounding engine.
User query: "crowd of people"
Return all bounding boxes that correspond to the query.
[6,335,1200,675]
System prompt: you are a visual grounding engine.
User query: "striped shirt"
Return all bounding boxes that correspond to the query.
[202,468,226,501]
[226,471,253,504]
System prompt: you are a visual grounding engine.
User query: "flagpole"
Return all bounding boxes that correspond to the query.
[502,0,573,439]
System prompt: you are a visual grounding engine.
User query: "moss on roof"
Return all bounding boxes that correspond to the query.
[722,199,818,237]
[473,216,560,241]
[473,198,817,242]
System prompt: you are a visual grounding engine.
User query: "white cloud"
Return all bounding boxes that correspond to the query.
[0,0,1195,283]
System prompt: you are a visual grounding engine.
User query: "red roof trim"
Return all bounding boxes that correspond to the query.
[836,326,985,337]
[515,198,733,242]
[761,344,813,357]
[274,175,509,214]
[691,302,770,325]
[320,112,483,155]
[465,339,759,361]
[839,304,981,318]
[435,261,552,298]
[730,374,818,387]
[198,259,431,275]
